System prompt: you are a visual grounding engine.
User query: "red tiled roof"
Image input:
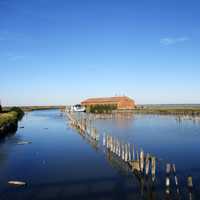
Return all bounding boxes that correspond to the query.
[81,96,134,104]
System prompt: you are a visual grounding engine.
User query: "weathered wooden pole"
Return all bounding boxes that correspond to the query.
[110,136,113,152]
[132,144,135,161]
[118,140,121,157]
[136,150,139,161]
[115,138,117,154]
[122,143,125,160]
[165,163,171,195]
[172,164,180,194]
[145,153,150,176]
[128,143,131,161]
[125,144,128,162]
[187,176,193,200]
[165,177,170,195]
[116,139,119,156]
[140,149,144,172]
[103,133,106,146]
[106,135,109,149]
[151,156,156,182]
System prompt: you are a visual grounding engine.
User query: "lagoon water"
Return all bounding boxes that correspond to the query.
[0,109,200,199]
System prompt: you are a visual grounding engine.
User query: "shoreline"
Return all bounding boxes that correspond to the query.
[0,108,24,137]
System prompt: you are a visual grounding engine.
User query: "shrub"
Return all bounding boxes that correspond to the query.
[0,111,18,127]
[88,104,117,114]
[9,107,24,120]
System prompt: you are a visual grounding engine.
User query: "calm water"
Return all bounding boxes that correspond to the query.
[0,110,200,199]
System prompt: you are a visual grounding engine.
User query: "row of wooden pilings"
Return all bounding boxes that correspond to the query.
[103,133,156,180]
[66,111,99,141]
[103,133,195,199]
[66,111,195,199]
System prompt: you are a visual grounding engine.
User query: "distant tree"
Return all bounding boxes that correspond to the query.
[0,104,2,113]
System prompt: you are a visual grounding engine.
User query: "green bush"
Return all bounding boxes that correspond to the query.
[87,104,117,114]
[0,111,18,127]
[9,107,24,120]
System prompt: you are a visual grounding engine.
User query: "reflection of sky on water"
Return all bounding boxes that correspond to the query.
[95,114,200,172]
[0,110,200,199]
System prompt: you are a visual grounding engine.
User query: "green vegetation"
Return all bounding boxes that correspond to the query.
[9,107,24,120]
[0,107,24,135]
[87,104,117,114]
[0,111,18,127]
[20,106,65,112]
[133,105,200,116]
[3,105,65,112]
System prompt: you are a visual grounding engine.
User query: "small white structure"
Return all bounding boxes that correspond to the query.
[71,104,85,112]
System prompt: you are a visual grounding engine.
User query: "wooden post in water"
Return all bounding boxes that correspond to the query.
[116,139,119,156]
[122,143,125,161]
[165,177,170,195]
[108,135,111,150]
[128,143,131,161]
[132,144,135,161]
[136,150,139,161]
[187,176,193,200]
[110,136,113,152]
[114,138,117,155]
[172,164,180,194]
[112,138,115,154]
[145,153,150,176]
[106,135,109,149]
[140,149,144,172]
[165,163,171,196]
[118,140,121,157]
[125,144,128,162]
[151,156,156,182]
[103,133,106,146]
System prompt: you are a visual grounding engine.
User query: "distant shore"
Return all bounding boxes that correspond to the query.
[99,105,200,116]
[133,107,200,116]
[123,105,200,116]
[3,106,65,112]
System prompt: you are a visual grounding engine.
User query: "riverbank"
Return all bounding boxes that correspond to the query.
[3,105,65,112]
[133,105,200,116]
[0,107,24,137]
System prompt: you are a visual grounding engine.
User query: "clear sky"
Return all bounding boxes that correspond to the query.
[0,0,200,106]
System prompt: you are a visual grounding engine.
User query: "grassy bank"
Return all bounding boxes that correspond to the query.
[0,107,24,136]
[133,105,200,116]
[0,111,18,127]
[3,105,65,112]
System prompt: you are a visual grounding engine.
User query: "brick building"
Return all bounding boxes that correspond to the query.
[81,96,136,110]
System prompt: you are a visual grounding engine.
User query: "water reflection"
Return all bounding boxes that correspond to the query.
[67,111,200,200]
[1,110,200,200]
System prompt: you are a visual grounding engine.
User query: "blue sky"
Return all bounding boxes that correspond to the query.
[0,0,200,106]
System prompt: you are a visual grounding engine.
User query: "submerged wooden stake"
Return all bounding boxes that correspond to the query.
[172,164,180,194]
[118,141,121,157]
[166,163,171,175]
[187,176,193,200]
[145,153,150,175]
[165,177,170,195]
[103,133,106,146]
[132,144,135,160]
[128,143,131,161]
[151,156,156,181]
[140,149,144,172]
[187,176,193,189]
